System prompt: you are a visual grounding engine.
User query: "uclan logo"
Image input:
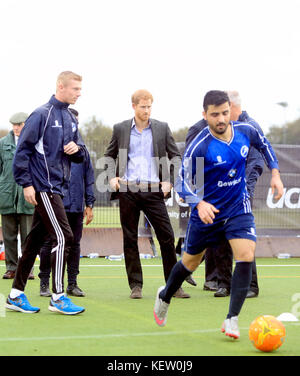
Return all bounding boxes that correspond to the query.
[266,188,300,209]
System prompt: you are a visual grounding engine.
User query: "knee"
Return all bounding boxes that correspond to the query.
[53,229,73,249]
[183,260,198,272]
[244,254,255,263]
[182,252,204,272]
[235,251,255,263]
[230,239,255,263]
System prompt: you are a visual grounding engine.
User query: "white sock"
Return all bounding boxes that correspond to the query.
[52,293,65,301]
[10,288,24,299]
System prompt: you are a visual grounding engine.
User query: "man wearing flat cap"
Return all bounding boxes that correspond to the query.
[0,113,35,279]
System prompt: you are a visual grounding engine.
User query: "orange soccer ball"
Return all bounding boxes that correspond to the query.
[249,315,286,352]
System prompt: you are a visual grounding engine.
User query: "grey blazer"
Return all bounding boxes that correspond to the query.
[104,118,181,200]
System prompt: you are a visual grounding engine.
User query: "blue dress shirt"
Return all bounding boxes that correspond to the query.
[123,119,160,183]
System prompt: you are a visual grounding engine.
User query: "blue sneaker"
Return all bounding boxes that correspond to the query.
[48,295,85,315]
[6,294,40,313]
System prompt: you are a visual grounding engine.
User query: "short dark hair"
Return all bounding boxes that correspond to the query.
[203,90,230,111]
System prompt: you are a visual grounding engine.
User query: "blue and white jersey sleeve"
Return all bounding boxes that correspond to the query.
[235,122,279,171]
[176,122,280,222]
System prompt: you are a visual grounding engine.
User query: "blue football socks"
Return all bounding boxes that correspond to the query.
[227,261,252,319]
[159,261,192,304]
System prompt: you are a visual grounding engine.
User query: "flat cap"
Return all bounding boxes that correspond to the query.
[9,112,29,124]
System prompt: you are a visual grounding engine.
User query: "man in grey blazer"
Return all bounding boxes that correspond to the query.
[104,89,190,299]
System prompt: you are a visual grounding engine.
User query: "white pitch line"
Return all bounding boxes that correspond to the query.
[0,327,249,343]
[0,323,299,343]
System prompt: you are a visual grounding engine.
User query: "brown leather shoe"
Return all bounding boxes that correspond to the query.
[130,286,142,299]
[203,281,218,291]
[185,275,197,287]
[173,287,191,298]
[2,270,15,279]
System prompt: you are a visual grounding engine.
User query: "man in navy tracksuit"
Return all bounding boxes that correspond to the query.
[185,91,264,298]
[6,71,86,315]
[39,109,96,298]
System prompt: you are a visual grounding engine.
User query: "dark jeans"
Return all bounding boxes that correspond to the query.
[119,190,177,289]
[39,212,84,286]
[13,192,73,294]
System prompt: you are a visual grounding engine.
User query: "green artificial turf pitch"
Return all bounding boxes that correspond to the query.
[0,257,299,356]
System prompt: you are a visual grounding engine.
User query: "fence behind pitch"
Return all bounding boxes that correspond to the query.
[86,140,300,238]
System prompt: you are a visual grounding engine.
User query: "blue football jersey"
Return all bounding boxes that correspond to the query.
[176,121,279,222]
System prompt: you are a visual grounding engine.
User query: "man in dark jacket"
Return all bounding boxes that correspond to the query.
[6,71,86,315]
[39,109,95,297]
[185,91,263,298]
[104,89,190,300]
[0,113,34,279]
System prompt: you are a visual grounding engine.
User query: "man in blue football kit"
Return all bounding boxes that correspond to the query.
[153,90,284,339]
[186,91,264,297]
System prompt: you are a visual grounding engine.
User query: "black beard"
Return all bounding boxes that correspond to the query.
[214,123,227,134]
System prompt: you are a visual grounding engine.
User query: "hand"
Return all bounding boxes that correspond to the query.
[160,181,172,197]
[109,177,121,192]
[64,142,79,155]
[196,200,220,224]
[270,169,284,200]
[24,186,37,206]
[84,207,94,225]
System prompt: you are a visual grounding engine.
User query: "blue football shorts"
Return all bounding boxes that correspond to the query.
[184,213,257,255]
